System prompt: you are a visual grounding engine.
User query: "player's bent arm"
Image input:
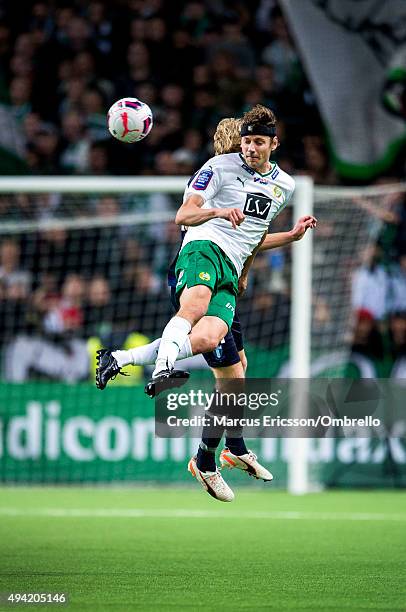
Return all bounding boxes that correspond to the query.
[175,195,245,229]
[175,194,217,226]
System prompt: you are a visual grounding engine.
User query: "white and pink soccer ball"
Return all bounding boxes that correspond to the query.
[107,98,153,143]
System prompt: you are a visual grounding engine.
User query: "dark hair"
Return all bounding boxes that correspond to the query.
[240,104,277,130]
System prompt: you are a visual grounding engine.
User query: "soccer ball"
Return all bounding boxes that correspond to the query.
[107,98,153,143]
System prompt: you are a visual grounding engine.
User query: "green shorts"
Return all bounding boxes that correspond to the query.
[175,240,238,329]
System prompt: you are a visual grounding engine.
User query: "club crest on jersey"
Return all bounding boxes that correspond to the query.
[192,169,213,190]
[272,185,285,203]
[243,193,273,220]
[199,271,211,281]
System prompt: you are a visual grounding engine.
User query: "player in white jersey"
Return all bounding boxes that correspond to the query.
[96,116,315,394]
[96,107,316,501]
[184,117,315,500]
[151,105,293,501]
[162,107,294,500]
[178,154,294,278]
[147,105,295,392]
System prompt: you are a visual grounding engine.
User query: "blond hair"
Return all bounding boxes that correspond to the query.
[213,117,242,155]
[241,104,277,130]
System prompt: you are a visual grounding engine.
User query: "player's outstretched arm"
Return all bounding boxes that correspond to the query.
[259,215,317,251]
[175,195,245,228]
[238,217,317,294]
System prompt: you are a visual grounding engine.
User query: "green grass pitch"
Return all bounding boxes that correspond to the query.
[0,487,405,611]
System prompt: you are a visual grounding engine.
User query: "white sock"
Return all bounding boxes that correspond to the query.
[112,338,161,368]
[112,336,193,368]
[153,316,192,377]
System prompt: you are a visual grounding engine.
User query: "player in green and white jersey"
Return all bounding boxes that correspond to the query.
[147,105,295,391]
[146,105,295,501]
[96,106,315,501]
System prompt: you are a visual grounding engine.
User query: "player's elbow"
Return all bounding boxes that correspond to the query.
[175,209,186,225]
[260,235,271,251]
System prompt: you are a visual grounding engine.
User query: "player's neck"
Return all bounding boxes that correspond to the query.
[256,160,271,175]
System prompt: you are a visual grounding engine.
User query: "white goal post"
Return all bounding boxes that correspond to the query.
[288,176,313,494]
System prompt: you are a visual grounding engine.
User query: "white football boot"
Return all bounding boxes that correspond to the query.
[188,456,234,502]
[220,448,273,482]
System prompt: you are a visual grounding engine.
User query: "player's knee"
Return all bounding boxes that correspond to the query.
[193,333,222,354]
[178,304,207,325]
[213,361,245,378]
[204,335,222,352]
[239,352,248,373]
[179,287,211,324]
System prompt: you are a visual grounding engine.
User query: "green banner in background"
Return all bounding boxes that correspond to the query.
[0,382,404,487]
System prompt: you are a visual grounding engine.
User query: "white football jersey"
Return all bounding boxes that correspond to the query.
[180,153,295,276]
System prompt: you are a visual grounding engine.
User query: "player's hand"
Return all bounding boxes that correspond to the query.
[238,275,248,295]
[290,215,317,241]
[216,208,245,229]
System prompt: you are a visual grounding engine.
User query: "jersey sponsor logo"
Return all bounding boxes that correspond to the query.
[199,271,211,281]
[225,302,235,313]
[192,168,213,190]
[243,192,273,220]
[236,176,247,187]
[240,162,255,176]
[254,176,270,185]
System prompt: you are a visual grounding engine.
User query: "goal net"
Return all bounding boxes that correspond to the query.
[0,178,404,488]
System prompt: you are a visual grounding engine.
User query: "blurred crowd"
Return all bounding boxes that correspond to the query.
[349,188,406,370]
[0,203,175,381]
[0,0,330,180]
[0,0,405,381]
